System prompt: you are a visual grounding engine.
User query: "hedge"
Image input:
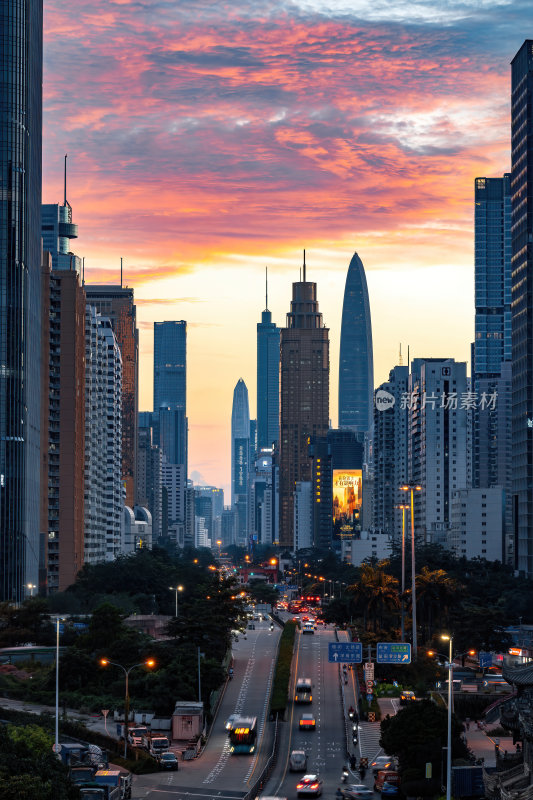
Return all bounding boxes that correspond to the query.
[269,622,296,717]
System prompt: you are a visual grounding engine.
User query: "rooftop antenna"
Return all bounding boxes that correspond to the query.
[407,344,410,369]
[63,153,69,207]
[120,257,123,288]
[399,343,403,366]
[265,266,268,310]
[82,257,85,286]
[303,249,306,282]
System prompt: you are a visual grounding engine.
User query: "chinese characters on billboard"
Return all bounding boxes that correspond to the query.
[332,470,363,525]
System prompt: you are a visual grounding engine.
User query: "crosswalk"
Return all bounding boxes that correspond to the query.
[358,720,382,761]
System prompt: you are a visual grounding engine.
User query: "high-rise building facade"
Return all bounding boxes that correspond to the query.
[279,261,329,548]
[473,174,512,562]
[338,253,374,433]
[41,200,80,274]
[231,379,250,545]
[408,359,468,544]
[84,307,123,563]
[46,270,86,592]
[511,41,533,576]
[85,285,138,507]
[0,0,43,601]
[153,321,186,412]
[257,284,280,450]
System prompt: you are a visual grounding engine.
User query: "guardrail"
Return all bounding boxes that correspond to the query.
[243,717,280,800]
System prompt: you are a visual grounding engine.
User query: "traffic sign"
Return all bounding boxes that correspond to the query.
[479,652,492,669]
[328,642,363,663]
[376,642,411,663]
[364,662,374,681]
[367,693,373,703]
[52,743,62,754]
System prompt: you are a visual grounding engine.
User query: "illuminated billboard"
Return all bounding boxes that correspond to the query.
[332,470,363,524]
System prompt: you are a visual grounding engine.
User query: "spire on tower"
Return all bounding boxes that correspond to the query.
[399,343,403,366]
[265,266,268,311]
[303,249,306,282]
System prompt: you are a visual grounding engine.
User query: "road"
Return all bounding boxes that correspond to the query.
[265,623,348,798]
[133,617,280,800]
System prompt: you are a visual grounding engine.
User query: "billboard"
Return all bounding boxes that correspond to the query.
[332,470,363,524]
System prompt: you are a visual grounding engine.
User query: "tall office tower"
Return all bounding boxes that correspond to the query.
[137,422,163,540]
[373,366,409,538]
[338,253,374,433]
[511,41,533,576]
[249,450,274,545]
[408,359,468,544]
[153,321,186,412]
[161,458,186,547]
[84,306,123,563]
[41,171,81,273]
[46,270,86,592]
[294,482,313,551]
[279,257,329,548]
[158,408,187,465]
[250,419,257,464]
[40,253,51,593]
[257,276,280,450]
[0,1,43,602]
[221,506,238,547]
[231,379,250,544]
[195,492,213,544]
[85,285,138,507]
[473,174,512,561]
[196,486,224,518]
[184,484,195,547]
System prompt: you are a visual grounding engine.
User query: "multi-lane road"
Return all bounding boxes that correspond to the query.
[132,617,390,800]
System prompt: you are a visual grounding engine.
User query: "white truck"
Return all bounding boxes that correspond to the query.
[142,735,170,759]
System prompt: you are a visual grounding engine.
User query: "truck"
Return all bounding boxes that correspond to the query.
[141,734,170,758]
[79,785,121,800]
[127,726,148,746]
[70,765,97,785]
[92,770,126,800]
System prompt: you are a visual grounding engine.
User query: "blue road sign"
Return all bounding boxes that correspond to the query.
[376,642,411,664]
[479,652,492,669]
[367,693,373,703]
[328,642,363,663]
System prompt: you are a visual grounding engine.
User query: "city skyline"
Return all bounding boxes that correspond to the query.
[42,1,525,494]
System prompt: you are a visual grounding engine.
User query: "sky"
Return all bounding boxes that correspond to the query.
[43,0,524,496]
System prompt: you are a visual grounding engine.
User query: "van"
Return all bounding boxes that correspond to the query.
[289,750,308,772]
[374,770,399,792]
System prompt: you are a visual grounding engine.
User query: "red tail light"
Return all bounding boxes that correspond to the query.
[311,783,319,789]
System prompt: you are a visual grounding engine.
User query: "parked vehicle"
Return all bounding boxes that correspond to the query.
[159,752,179,771]
[149,737,170,759]
[79,783,121,800]
[127,726,148,746]
[70,766,96,785]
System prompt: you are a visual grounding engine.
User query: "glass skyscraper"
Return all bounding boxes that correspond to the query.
[257,300,280,451]
[338,253,374,433]
[231,379,250,505]
[153,321,187,412]
[474,175,511,375]
[0,1,43,601]
[511,41,533,576]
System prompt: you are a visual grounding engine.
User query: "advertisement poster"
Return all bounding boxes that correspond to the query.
[332,470,362,524]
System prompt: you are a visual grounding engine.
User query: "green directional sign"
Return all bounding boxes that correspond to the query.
[376,642,411,663]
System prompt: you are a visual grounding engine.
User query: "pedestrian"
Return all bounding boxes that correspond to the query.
[350,754,357,771]
[466,721,470,731]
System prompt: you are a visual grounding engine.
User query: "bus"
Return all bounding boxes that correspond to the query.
[294,678,313,703]
[228,716,257,754]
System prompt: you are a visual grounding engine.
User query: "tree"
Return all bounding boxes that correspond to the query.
[380,699,468,777]
[0,725,77,799]
[348,563,400,632]
[247,580,279,606]
[415,567,459,642]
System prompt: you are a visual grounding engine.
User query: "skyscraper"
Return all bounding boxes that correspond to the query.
[472,175,512,561]
[511,41,533,576]
[338,253,374,433]
[257,273,280,450]
[153,321,187,413]
[231,379,250,544]
[0,1,43,601]
[41,159,81,274]
[279,256,329,548]
[85,285,139,507]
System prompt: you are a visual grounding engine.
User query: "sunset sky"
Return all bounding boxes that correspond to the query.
[43,0,523,495]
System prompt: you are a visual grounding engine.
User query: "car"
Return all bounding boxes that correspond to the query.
[289,750,308,771]
[225,713,239,731]
[381,782,399,797]
[296,775,323,796]
[299,713,316,730]
[263,615,269,621]
[399,690,416,705]
[371,756,394,775]
[159,752,179,770]
[339,784,374,799]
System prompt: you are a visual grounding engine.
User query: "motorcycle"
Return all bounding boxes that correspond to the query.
[341,768,349,784]
[348,710,355,721]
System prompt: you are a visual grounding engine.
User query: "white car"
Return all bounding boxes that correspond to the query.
[340,785,374,800]
[297,775,323,796]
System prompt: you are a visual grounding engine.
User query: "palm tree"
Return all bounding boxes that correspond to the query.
[415,567,459,642]
[348,563,400,632]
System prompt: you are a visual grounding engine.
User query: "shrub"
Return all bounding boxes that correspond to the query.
[269,622,296,717]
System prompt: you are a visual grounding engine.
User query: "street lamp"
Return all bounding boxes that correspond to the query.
[53,616,66,757]
[400,484,422,658]
[395,504,409,641]
[169,585,184,617]
[27,583,36,597]
[441,634,453,800]
[216,540,222,559]
[100,658,155,757]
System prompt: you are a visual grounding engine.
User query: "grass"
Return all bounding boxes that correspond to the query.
[269,622,296,717]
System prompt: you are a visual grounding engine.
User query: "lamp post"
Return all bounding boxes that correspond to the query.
[395,504,409,642]
[400,484,422,658]
[27,583,36,597]
[100,658,155,758]
[441,635,453,800]
[169,585,184,617]
[54,617,64,756]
